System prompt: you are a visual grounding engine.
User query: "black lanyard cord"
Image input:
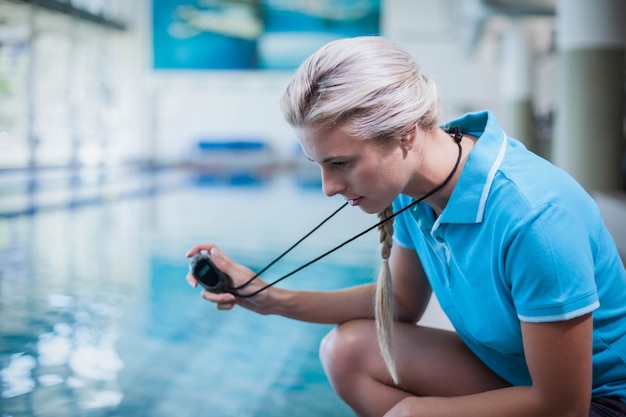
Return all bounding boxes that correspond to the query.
[231,201,349,291]
[233,132,463,299]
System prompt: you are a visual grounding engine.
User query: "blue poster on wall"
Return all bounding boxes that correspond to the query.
[152,0,380,70]
[152,0,260,69]
[259,0,381,70]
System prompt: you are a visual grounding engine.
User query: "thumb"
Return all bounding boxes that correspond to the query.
[208,247,257,290]
[209,247,231,273]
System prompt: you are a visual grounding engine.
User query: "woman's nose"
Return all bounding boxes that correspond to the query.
[321,169,344,197]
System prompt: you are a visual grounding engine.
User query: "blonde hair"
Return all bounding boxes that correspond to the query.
[280,36,442,384]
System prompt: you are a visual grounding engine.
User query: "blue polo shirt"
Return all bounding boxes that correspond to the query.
[393,110,626,401]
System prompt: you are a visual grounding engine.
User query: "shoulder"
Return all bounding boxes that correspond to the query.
[488,143,602,234]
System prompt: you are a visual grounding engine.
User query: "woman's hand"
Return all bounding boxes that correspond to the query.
[185,244,275,315]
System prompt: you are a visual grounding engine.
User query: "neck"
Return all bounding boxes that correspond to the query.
[408,128,474,216]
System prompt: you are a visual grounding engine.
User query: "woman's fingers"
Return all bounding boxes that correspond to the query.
[185,243,217,258]
[186,272,198,289]
[201,290,237,310]
[206,246,233,275]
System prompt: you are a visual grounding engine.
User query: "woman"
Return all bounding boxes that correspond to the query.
[186,36,626,417]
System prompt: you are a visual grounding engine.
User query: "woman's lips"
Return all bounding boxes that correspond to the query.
[347,197,363,206]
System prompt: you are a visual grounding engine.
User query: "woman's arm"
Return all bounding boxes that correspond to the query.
[271,284,376,324]
[272,242,435,324]
[187,244,377,324]
[389,244,433,323]
[386,313,593,417]
[187,242,434,325]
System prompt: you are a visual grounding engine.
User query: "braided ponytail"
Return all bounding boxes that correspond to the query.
[375,204,398,384]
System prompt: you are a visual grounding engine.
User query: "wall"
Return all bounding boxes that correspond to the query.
[0,0,559,168]
[0,0,147,169]
[146,0,550,166]
[147,72,296,165]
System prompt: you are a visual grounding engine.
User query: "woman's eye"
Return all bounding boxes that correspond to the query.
[333,161,348,168]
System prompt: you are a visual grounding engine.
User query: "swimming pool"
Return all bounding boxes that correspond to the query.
[0,169,381,417]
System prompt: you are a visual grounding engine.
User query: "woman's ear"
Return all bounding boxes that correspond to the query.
[400,124,419,151]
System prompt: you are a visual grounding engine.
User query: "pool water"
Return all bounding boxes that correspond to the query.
[0,171,381,417]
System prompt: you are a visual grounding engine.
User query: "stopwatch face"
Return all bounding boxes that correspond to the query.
[193,257,220,287]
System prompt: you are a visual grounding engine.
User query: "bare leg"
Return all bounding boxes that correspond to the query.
[319,319,511,417]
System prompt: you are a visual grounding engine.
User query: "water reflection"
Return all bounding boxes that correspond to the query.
[0,188,153,414]
[0,172,378,416]
[2,353,36,398]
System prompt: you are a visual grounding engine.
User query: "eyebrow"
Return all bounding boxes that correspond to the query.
[304,154,352,164]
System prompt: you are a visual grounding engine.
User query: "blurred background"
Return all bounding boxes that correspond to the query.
[0,1,624,416]
[0,0,623,189]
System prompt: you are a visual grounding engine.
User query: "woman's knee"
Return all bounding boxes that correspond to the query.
[319,320,377,387]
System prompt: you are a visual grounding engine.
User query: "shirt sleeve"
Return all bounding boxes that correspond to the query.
[392,195,416,249]
[505,203,600,322]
